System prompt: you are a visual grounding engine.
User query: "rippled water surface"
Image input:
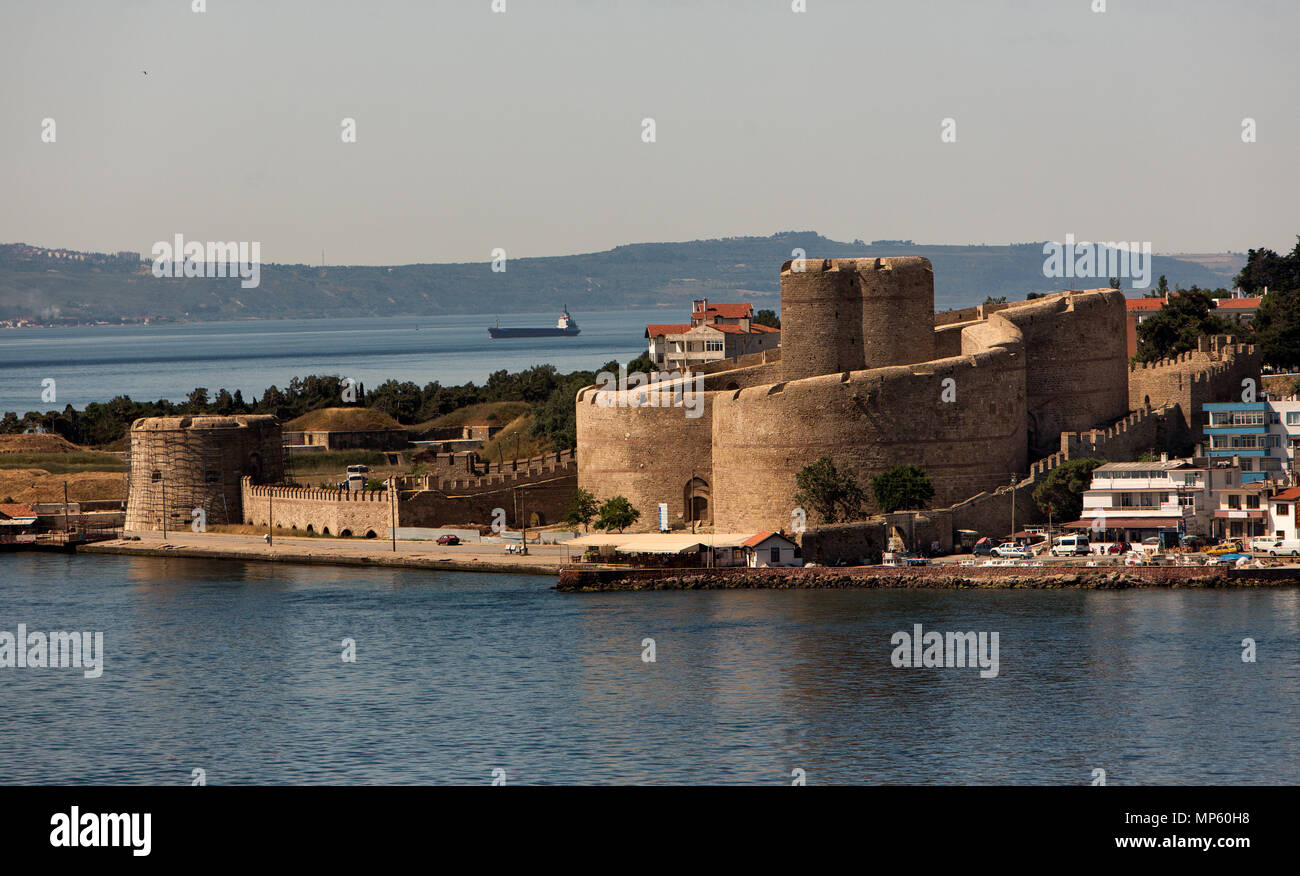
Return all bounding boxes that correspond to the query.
[1,554,1297,785]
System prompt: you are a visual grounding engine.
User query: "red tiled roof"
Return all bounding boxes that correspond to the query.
[1125,297,1167,311]
[1215,297,1262,309]
[701,302,753,319]
[1271,487,1300,502]
[0,503,37,519]
[645,324,692,337]
[740,531,796,548]
[713,323,779,334]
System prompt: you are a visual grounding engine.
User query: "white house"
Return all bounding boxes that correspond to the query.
[741,531,801,567]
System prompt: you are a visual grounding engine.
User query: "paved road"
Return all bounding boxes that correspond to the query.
[87,529,574,571]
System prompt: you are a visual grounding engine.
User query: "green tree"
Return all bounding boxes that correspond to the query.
[1032,458,1103,522]
[186,387,209,411]
[754,309,781,329]
[983,295,1007,305]
[870,465,935,514]
[1234,238,1300,294]
[1133,289,1232,363]
[794,456,867,523]
[563,487,599,532]
[1250,287,1300,370]
[594,496,640,533]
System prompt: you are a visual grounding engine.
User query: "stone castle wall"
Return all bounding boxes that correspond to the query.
[995,290,1130,455]
[242,478,395,537]
[1128,336,1260,445]
[574,257,1131,535]
[710,332,1027,531]
[576,374,716,527]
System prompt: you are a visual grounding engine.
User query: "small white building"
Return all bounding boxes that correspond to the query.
[1265,486,1300,542]
[740,531,801,567]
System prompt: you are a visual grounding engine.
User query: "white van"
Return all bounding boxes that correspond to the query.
[1051,535,1090,556]
[1267,539,1300,557]
[1251,535,1282,555]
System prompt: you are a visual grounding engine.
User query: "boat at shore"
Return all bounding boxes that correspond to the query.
[488,307,580,338]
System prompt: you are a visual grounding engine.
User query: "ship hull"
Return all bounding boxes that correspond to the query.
[488,327,580,338]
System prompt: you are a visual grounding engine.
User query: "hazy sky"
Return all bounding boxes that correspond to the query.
[2,0,1297,265]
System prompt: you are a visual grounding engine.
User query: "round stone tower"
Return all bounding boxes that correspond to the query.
[780,257,935,382]
[125,415,283,532]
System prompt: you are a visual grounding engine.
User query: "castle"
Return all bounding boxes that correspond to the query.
[576,257,1134,533]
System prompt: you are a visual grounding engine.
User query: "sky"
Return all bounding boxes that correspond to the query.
[1,0,1297,265]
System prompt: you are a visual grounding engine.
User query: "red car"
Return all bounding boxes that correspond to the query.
[436,534,460,545]
[1107,541,1132,554]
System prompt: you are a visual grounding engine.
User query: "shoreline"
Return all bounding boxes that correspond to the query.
[60,538,1300,590]
[557,565,1300,591]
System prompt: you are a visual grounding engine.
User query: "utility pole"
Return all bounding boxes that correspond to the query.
[62,481,71,537]
[390,478,397,552]
[268,488,273,546]
[1009,474,1017,543]
[161,477,167,538]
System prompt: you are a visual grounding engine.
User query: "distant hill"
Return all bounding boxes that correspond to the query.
[0,233,1241,324]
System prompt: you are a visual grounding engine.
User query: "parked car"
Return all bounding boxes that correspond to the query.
[1205,540,1244,557]
[1050,535,1090,556]
[992,544,1033,559]
[1106,541,1132,555]
[972,537,1001,557]
[1268,539,1300,557]
[436,534,460,545]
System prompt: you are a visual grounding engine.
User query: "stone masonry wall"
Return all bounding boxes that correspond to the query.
[242,477,394,537]
[1128,336,1261,445]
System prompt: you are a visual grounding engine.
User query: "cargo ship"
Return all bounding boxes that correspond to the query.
[488,307,580,338]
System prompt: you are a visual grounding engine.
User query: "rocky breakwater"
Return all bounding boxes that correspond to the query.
[556,564,1300,592]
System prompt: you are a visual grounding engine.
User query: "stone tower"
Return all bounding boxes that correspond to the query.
[125,415,283,532]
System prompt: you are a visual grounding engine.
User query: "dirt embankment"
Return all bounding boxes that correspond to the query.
[0,468,126,504]
[0,434,84,454]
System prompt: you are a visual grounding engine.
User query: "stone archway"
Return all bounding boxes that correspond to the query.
[684,477,711,526]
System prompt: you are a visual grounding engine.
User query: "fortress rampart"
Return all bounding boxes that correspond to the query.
[1128,336,1260,446]
[575,257,1131,533]
[242,477,395,537]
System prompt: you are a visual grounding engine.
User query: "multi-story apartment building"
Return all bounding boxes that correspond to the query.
[1203,401,1300,479]
[645,299,779,370]
[1069,459,1209,543]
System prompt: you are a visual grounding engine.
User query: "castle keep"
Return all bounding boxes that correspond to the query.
[576,257,1132,533]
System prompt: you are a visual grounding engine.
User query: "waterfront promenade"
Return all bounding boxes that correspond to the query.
[80,530,566,575]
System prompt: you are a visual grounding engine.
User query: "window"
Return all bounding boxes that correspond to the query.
[1288,411,1300,426]
[1247,495,1260,509]
[1278,504,1291,516]
[770,547,781,564]
[204,470,220,483]
[150,470,161,481]
[1228,495,1242,510]
[705,340,723,352]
